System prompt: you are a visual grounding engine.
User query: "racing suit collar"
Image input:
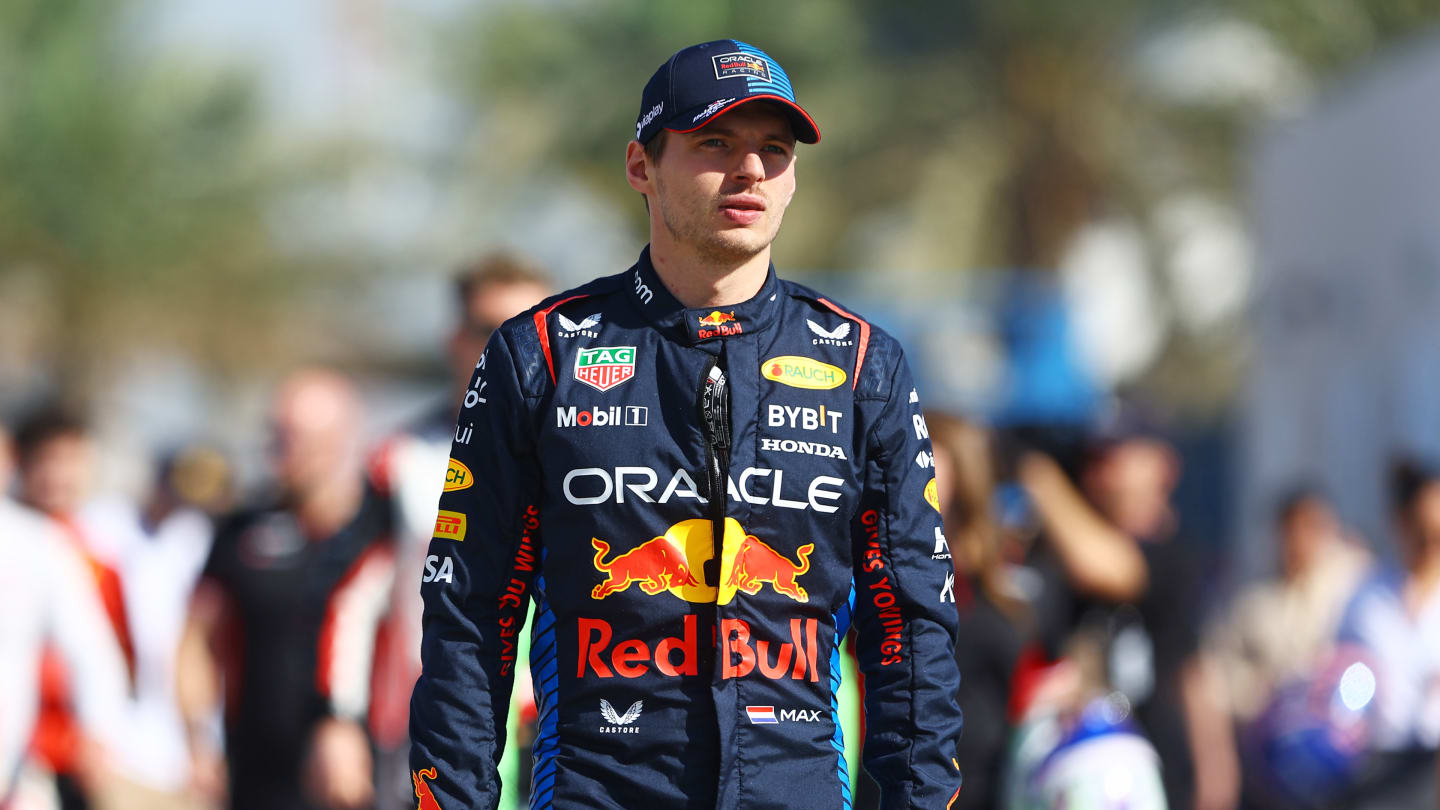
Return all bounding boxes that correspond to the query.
[628,245,782,346]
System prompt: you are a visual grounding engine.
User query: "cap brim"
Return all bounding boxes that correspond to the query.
[666,94,820,144]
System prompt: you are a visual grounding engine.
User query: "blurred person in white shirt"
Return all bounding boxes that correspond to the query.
[12,410,135,810]
[78,447,230,809]
[1213,487,1370,723]
[0,423,129,810]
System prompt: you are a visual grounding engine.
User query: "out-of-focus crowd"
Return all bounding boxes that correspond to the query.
[2,252,1438,810]
[0,256,550,810]
[931,418,1440,810]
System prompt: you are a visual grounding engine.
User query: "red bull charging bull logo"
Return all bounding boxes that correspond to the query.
[696,310,742,339]
[412,767,444,810]
[591,518,812,605]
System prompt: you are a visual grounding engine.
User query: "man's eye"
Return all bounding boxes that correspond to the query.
[701,138,727,148]
[763,145,790,156]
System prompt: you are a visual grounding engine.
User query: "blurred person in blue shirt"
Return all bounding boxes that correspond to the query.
[1337,460,1440,752]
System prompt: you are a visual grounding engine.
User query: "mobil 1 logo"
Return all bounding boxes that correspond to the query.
[557,405,649,428]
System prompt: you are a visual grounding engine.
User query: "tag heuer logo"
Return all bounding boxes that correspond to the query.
[575,346,636,392]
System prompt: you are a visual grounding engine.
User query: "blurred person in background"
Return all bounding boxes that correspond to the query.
[367,255,550,810]
[77,447,233,809]
[0,423,129,810]
[1212,488,1369,726]
[177,370,396,810]
[926,412,1020,810]
[935,418,1162,809]
[13,410,134,810]
[1320,458,1440,806]
[1076,424,1239,810]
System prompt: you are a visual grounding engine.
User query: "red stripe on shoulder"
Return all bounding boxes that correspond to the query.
[532,294,590,385]
[816,298,870,391]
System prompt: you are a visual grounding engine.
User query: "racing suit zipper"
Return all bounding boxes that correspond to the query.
[698,345,731,588]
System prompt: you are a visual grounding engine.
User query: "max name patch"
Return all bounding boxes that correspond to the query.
[712,52,770,81]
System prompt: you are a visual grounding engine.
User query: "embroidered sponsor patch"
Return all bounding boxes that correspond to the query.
[444,458,473,492]
[433,510,467,542]
[575,346,637,392]
[712,52,770,81]
[761,356,846,390]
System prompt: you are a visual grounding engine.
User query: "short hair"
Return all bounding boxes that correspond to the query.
[1274,484,1329,526]
[1390,456,1439,517]
[12,407,88,468]
[453,253,551,320]
[640,132,670,213]
[643,131,669,164]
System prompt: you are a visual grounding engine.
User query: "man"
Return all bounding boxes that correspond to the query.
[1338,459,1440,752]
[1078,428,1238,810]
[177,371,395,810]
[409,40,963,809]
[79,449,221,809]
[0,423,129,809]
[368,256,550,810]
[1212,488,1368,724]
[13,410,133,810]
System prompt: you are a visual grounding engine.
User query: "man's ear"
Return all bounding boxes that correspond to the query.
[625,141,653,196]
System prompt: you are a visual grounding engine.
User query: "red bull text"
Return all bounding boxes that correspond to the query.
[577,616,821,682]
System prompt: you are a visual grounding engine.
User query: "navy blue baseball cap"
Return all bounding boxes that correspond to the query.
[635,40,820,145]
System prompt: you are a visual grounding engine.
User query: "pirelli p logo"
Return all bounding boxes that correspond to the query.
[433,510,467,542]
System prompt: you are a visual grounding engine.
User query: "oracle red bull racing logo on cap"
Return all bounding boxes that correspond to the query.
[574,346,636,392]
[713,52,770,81]
[590,518,812,605]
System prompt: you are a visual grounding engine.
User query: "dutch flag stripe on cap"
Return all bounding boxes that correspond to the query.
[746,706,778,724]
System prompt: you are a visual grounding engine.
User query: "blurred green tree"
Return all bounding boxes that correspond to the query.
[0,0,324,396]
[445,0,1440,412]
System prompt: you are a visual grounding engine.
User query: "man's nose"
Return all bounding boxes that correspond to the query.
[733,149,766,183]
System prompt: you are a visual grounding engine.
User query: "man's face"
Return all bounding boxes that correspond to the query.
[449,280,550,388]
[20,433,93,517]
[1280,497,1338,578]
[1085,439,1177,539]
[269,376,361,500]
[641,103,797,264]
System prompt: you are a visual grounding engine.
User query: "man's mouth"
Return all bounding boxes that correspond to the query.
[719,196,766,225]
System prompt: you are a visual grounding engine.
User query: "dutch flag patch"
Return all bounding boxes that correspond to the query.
[745,706,778,724]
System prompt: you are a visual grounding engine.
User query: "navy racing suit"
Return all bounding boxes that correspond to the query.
[409,247,963,809]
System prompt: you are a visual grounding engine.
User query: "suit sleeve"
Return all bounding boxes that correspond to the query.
[409,328,542,810]
[851,350,963,809]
